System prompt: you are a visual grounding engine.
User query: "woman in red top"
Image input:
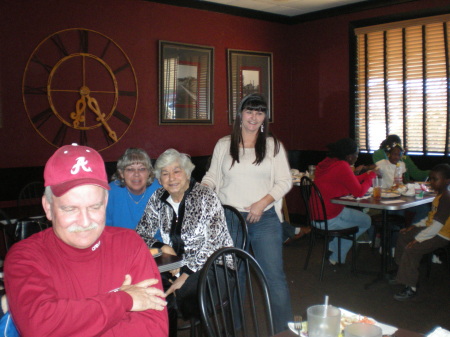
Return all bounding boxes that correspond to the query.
[314,138,377,265]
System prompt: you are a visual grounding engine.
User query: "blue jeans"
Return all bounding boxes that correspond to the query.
[227,207,292,333]
[325,207,371,263]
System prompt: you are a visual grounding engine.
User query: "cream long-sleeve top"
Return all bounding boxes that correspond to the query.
[201,135,292,221]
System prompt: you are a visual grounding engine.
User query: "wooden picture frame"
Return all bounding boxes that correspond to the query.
[159,41,214,124]
[227,49,273,124]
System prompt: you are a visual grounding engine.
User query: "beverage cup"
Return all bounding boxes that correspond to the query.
[415,188,424,199]
[307,305,341,337]
[344,323,382,337]
[372,177,382,200]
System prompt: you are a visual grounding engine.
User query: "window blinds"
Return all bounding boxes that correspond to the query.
[355,14,450,155]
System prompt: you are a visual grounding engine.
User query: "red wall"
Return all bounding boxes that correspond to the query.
[288,0,450,151]
[0,0,290,167]
[1,0,449,168]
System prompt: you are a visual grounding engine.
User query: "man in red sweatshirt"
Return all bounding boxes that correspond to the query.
[5,144,168,336]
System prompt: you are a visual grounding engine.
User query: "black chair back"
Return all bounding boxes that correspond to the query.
[0,209,13,257]
[17,181,45,218]
[198,247,274,337]
[15,216,50,242]
[300,176,358,281]
[300,176,328,230]
[222,205,248,250]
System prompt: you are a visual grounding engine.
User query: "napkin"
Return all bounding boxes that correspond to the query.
[340,195,371,201]
[401,183,416,196]
[381,200,405,204]
[427,327,450,337]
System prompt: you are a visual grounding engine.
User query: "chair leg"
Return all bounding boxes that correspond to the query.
[351,236,357,274]
[320,236,329,281]
[426,253,432,279]
[189,316,197,337]
[337,237,342,264]
[304,232,315,270]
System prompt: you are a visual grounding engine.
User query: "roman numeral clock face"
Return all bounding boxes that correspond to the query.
[22,28,138,151]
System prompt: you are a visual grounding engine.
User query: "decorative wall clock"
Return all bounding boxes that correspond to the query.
[22,28,138,151]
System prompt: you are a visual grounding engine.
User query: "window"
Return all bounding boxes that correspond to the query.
[354,14,450,155]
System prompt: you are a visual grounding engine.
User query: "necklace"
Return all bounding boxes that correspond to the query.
[127,189,146,205]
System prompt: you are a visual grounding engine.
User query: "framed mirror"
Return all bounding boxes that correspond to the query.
[227,49,273,124]
[159,41,214,124]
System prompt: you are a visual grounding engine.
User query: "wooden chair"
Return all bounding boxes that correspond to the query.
[300,176,358,281]
[17,181,45,218]
[198,247,274,337]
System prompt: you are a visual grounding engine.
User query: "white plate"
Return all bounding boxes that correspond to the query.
[381,192,401,199]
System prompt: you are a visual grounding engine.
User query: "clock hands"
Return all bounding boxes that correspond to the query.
[70,85,118,142]
[86,95,118,142]
[70,95,86,128]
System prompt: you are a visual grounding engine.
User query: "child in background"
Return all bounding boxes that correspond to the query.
[392,163,450,300]
[375,142,406,189]
[375,141,429,248]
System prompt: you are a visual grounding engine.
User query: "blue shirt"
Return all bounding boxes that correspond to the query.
[106,180,161,230]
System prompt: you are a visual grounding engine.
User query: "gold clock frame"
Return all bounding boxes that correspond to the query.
[22,28,138,151]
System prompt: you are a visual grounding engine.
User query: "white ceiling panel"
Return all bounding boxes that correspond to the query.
[199,0,370,17]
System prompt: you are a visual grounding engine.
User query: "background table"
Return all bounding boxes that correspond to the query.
[331,194,435,287]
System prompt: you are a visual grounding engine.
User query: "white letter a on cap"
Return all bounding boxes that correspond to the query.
[71,157,93,175]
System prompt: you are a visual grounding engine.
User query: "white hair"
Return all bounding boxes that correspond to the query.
[44,186,108,202]
[154,149,195,179]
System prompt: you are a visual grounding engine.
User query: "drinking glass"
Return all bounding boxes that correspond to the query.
[307,305,341,337]
[372,177,382,200]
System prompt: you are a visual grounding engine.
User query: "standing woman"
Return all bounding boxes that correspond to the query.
[106,148,161,229]
[202,93,293,333]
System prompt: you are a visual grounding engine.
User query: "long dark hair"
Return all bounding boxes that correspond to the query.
[230,93,279,166]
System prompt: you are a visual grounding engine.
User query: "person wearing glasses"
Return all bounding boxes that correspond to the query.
[107,148,162,231]
[202,93,293,333]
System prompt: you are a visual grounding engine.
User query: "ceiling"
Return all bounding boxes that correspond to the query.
[149,0,415,23]
[198,0,370,17]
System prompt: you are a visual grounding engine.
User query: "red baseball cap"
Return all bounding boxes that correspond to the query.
[44,144,110,197]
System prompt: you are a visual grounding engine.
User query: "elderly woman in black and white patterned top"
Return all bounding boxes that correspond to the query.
[136,148,233,337]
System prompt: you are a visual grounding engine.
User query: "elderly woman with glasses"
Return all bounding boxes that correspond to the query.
[136,148,233,337]
[106,148,161,230]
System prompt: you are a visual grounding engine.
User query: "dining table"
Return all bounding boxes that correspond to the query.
[331,193,435,288]
[274,327,424,337]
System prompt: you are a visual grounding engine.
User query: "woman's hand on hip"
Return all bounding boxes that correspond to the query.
[245,200,267,223]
